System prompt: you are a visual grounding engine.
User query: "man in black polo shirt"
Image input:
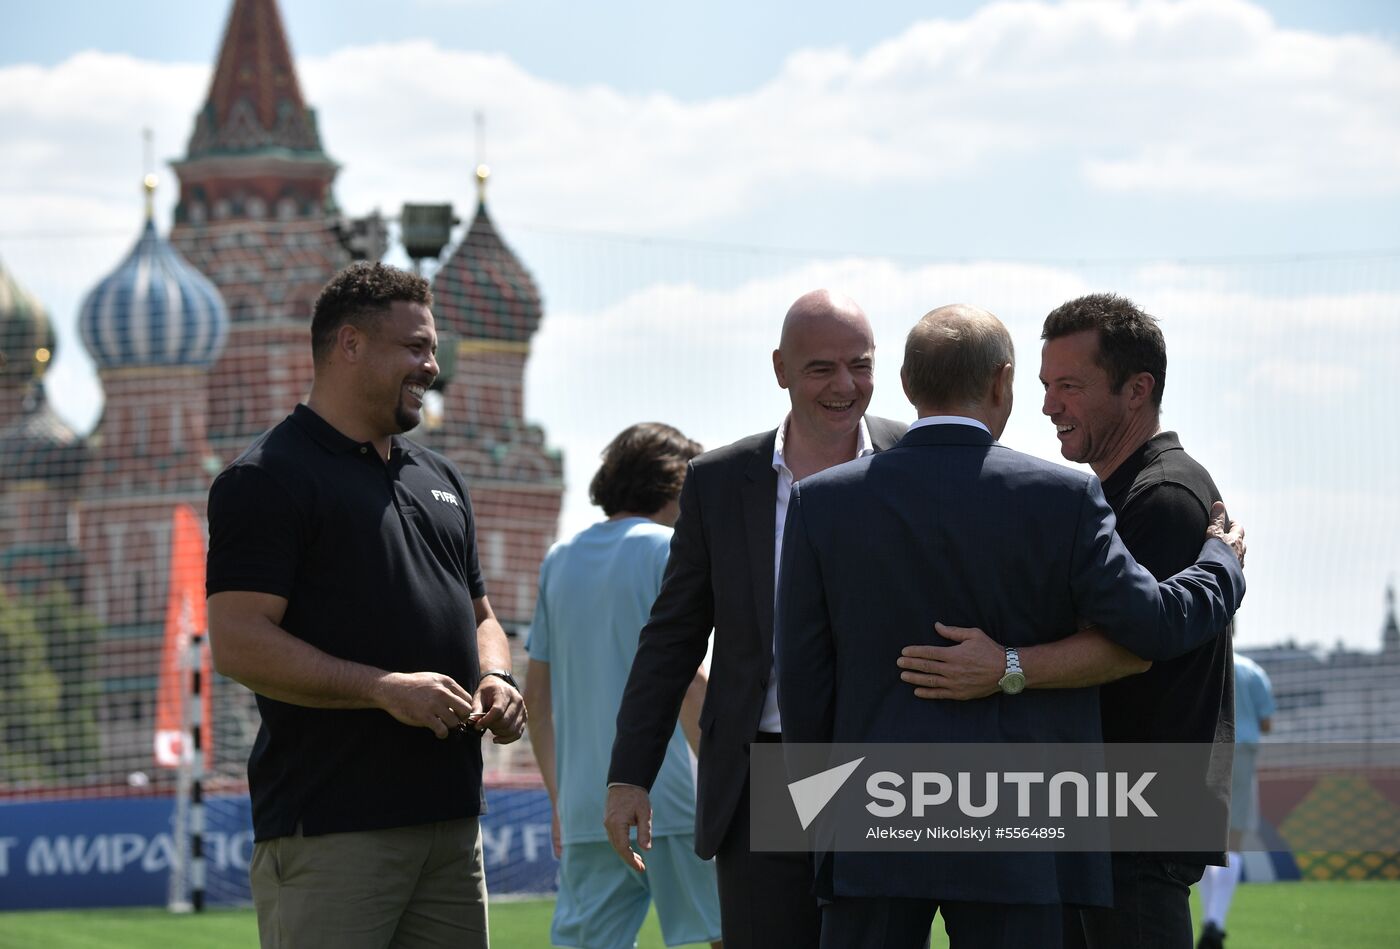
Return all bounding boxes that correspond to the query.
[207,262,525,949]
[1040,294,1233,949]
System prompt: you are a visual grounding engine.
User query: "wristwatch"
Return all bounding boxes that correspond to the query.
[480,669,519,691]
[997,647,1025,695]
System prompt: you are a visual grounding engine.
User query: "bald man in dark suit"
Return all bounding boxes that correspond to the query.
[605,290,905,947]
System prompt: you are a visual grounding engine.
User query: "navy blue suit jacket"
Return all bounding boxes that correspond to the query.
[775,422,1245,906]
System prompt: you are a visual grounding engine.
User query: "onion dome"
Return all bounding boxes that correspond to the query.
[432,165,543,343]
[79,179,229,370]
[0,382,85,483]
[0,257,56,383]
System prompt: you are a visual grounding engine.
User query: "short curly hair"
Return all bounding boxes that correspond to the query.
[1041,293,1167,408]
[311,262,433,362]
[589,423,703,517]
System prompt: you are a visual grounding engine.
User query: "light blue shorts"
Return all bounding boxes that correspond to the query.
[1229,742,1260,833]
[551,835,721,949]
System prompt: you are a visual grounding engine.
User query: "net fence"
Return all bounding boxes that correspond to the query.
[1,215,1398,906]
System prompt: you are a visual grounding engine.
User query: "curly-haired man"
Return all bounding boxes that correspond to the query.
[208,261,524,948]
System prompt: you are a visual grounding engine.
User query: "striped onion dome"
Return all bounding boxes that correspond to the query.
[0,256,56,383]
[78,218,228,369]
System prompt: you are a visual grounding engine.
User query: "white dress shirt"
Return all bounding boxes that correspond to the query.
[907,414,991,435]
[762,414,875,734]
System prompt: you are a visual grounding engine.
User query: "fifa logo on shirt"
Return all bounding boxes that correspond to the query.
[431,489,460,506]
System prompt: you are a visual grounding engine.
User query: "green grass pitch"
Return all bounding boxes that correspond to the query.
[1,881,1395,948]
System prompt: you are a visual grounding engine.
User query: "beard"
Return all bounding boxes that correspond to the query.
[392,375,433,433]
[393,400,421,433]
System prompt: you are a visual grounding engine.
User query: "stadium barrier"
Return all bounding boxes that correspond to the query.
[0,786,557,911]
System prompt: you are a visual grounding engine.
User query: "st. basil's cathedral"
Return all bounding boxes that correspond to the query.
[0,0,562,782]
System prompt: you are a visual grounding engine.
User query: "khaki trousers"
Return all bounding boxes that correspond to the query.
[250,818,488,949]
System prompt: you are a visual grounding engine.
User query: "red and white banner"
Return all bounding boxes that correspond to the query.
[154,504,213,769]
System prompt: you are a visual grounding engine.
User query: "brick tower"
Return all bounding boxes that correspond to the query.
[169,0,348,458]
[427,167,563,631]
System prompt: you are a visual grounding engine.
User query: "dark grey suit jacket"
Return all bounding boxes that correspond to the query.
[608,416,907,858]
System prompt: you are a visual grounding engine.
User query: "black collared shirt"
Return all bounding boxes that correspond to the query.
[207,404,487,840]
[1099,431,1234,865]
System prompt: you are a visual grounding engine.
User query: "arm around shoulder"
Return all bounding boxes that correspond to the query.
[1019,625,1150,689]
[899,622,1148,700]
[1070,479,1242,661]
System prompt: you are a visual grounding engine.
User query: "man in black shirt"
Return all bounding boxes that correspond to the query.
[898,293,1235,948]
[207,262,525,949]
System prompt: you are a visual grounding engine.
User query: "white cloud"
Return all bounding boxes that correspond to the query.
[518,250,1400,652]
[269,0,1400,218]
[1224,485,1400,651]
[1247,359,1363,397]
[0,51,205,241]
[4,1,1399,245]
[524,250,1399,519]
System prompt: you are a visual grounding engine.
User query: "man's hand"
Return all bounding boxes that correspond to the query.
[371,671,478,739]
[551,809,562,859]
[897,622,1003,700]
[471,675,527,744]
[603,784,652,872]
[1207,501,1246,567]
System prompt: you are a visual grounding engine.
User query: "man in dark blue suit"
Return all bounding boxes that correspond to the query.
[775,304,1246,949]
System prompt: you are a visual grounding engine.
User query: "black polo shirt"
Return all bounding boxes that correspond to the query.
[207,404,488,840]
[1099,431,1235,865]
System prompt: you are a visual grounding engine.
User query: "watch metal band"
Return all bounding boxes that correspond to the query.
[480,669,518,690]
[1005,647,1022,674]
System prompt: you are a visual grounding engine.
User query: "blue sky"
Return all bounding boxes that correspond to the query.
[4,1,1399,90]
[2,0,1398,650]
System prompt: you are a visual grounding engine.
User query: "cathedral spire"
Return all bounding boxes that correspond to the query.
[1384,580,1399,654]
[185,0,328,159]
[171,0,340,227]
[474,111,489,207]
[143,128,157,221]
[476,163,490,206]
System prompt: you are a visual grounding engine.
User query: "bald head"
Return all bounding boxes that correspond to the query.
[902,304,1014,414]
[771,289,876,448]
[778,289,872,356]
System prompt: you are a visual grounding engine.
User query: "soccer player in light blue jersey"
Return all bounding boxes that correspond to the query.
[527,423,721,949]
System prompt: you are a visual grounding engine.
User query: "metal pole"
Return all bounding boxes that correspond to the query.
[188,633,207,912]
